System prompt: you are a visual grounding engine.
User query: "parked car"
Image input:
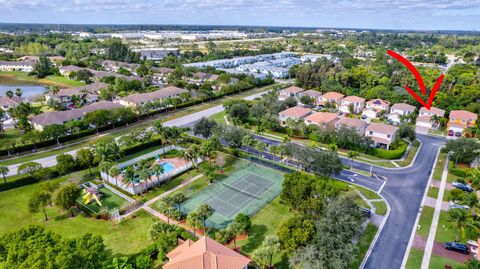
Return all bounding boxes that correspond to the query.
[361,115,367,120]
[452,182,474,193]
[360,207,371,218]
[455,132,462,137]
[444,242,470,254]
[448,130,454,136]
[449,201,470,210]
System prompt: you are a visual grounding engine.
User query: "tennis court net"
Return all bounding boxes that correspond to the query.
[222,182,261,199]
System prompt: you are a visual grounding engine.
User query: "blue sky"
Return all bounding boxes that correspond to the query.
[0,0,479,30]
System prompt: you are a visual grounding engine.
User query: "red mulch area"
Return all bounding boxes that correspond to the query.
[413,235,474,263]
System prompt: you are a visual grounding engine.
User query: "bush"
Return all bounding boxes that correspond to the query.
[0,175,39,192]
[372,142,408,160]
[448,162,469,178]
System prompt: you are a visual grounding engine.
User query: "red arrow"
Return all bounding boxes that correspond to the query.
[387,50,444,110]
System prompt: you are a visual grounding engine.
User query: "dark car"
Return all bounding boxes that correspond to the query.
[448,130,454,136]
[452,182,474,193]
[360,207,371,218]
[444,242,470,254]
[455,132,462,137]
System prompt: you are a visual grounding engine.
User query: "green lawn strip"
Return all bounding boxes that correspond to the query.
[0,169,157,256]
[349,223,378,269]
[417,206,435,238]
[428,254,465,269]
[372,201,387,215]
[0,84,276,166]
[355,196,370,209]
[395,140,420,167]
[427,186,439,199]
[237,196,294,269]
[435,210,464,243]
[443,190,452,202]
[432,153,447,181]
[209,111,227,125]
[405,248,424,269]
[351,185,381,200]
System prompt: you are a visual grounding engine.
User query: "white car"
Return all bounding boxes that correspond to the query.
[449,201,470,210]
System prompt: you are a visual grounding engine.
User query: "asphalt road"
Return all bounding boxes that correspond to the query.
[238,133,445,269]
[5,90,270,176]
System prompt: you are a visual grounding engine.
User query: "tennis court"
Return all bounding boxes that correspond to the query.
[180,159,284,228]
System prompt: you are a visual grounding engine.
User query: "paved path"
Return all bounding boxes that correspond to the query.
[424,196,449,211]
[6,89,271,176]
[421,156,450,269]
[413,235,474,263]
[353,188,385,227]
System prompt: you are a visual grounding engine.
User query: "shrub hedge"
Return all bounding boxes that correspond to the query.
[372,142,408,160]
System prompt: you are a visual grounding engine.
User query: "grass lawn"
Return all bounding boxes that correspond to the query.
[432,153,447,181]
[435,210,463,243]
[427,186,439,199]
[417,206,435,238]
[395,139,420,167]
[351,185,381,200]
[372,201,387,215]
[443,190,452,202]
[0,72,84,88]
[405,248,424,269]
[78,187,128,214]
[237,196,294,269]
[0,171,158,256]
[355,197,370,209]
[429,254,465,269]
[350,223,378,269]
[0,128,23,146]
[209,111,227,125]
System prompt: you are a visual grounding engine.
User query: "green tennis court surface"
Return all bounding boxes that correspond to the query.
[180,159,284,228]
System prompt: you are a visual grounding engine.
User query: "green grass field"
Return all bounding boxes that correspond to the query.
[0,72,84,88]
[78,187,128,214]
[432,153,447,181]
[0,172,157,256]
[429,254,465,269]
[395,140,421,167]
[435,210,464,243]
[405,248,424,269]
[372,201,387,215]
[427,186,439,199]
[350,223,378,269]
[351,185,381,200]
[210,111,227,125]
[417,206,435,238]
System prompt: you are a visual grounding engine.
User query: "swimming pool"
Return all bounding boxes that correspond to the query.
[161,162,176,173]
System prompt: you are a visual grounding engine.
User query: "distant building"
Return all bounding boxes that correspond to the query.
[118,86,189,108]
[163,236,251,269]
[365,123,398,149]
[138,48,179,61]
[0,61,36,72]
[447,110,478,137]
[29,101,124,131]
[44,82,108,109]
[278,106,312,125]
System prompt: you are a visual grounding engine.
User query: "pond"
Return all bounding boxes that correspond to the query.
[0,85,48,100]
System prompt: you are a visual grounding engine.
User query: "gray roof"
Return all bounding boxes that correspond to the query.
[45,82,108,97]
[30,101,123,127]
[120,86,189,105]
[0,61,36,67]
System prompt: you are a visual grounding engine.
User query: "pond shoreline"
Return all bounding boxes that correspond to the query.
[0,71,85,89]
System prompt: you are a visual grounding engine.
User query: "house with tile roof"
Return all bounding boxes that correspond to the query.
[0,96,22,111]
[163,236,250,269]
[363,99,390,119]
[335,117,368,135]
[319,91,344,107]
[278,86,305,101]
[304,112,338,130]
[0,61,36,72]
[447,110,478,137]
[339,96,365,114]
[416,106,446,132]
[365,123,399,149]
[44,82,108,109]
[29,101,124,131]
[278,106,312,125]
[298,90,322,105]
[118,86,189,108]
[387,103,416,124]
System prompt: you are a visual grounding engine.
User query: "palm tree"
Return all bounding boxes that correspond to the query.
[152,164,164,186]
[0,166,9,183]
[448,208,471,241]
[462,192,480,217]
[98,161,112,182]
[121,166,137,190]
[347,151,360,165]
[430,115,441,129]
[137,168,151,194]
[108,166,121,187]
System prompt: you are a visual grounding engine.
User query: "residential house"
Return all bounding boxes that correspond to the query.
[151,67,174,84]
[304,112,338,130]
[101,60,140,74]
[118,86,189,108]
[447,110,478,137]
[0,96,22,111]
[187,72,219,85]
[416,106,445,131]
[278,86,305,101]
[335,117,368,135]
[363,99,390,119]
[29,101,124,131]
[44,82,108,109]
[298,90,322,105]
[59,65,143,82]
[138,48,179,61]
[365,123,399,149]
[339,96,365,114]
[319,92,344,107]
[278,106,312,125]
[387,103,416,124]
[163,236,251,269]
[0,61,36,72]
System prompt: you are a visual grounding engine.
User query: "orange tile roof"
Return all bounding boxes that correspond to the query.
[304,112,338,124]
[416,115,432,123]
[282,86,305,94]
[450,110,478,121]
[321,91,344,100]
[343,96,365,103]
[279,106,312,118]
[163,236,251,269]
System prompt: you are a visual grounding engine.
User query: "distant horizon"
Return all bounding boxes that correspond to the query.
[0,0,478,31]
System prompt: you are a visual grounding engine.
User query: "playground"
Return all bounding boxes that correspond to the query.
[77,182,130,216]
[180,159,284,228]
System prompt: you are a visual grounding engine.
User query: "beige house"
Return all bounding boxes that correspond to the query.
[304,112,338,129]
[366,99,390,112]
[365,123,399,149]
[278,86,305,101]
[387,103,416,124]
[416,106,445,131]
[44,82,107,109]
[0,96,22,111]
[319,92,344,107]
[118,86,189,108]
[339,96,365,114]
[278,106,312,125]
[335,117,368,134]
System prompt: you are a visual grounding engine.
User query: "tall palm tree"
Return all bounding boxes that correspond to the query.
[430,115,441,129]
[108,166,121,187]
[448,208,471,241]
[0,166,9,184]
[152,164,164,186]
[137,168,151,194]
[99,161,112,182]
[121,166,137,190]
[462,192,480,218]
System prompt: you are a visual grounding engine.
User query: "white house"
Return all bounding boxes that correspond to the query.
[0,61,36,72]
[387,103,416,124]
[335,117,368,135]
[416,106,446,131]
[339,96,365,114]
[365,123,399,149]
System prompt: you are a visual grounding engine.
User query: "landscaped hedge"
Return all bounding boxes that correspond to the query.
[448,162,469,178]
[372,142,408,160]
[0,175,39,192]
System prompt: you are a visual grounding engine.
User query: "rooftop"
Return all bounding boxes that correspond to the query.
[366,99,390,108]
[343,96,365,103]
[336,117,367,129]
[120,86,188,105]
[279,106,312,118]
[281,86,305,94]
[391,103,415,112]
[419,106,445,117]
[366,123,398,135]
[304,112,338,124]
[449,110,478,120]
[321,91,345,100]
